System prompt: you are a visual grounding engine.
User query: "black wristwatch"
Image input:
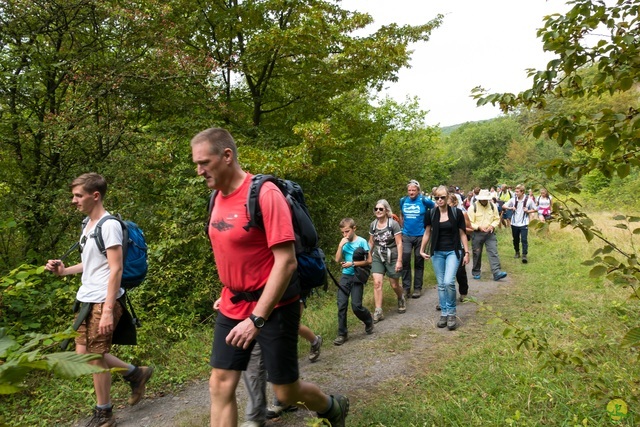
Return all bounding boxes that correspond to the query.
[249,314,266,329]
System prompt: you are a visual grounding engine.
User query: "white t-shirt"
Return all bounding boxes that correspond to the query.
[505,196,536,227]
[76,212,125,303]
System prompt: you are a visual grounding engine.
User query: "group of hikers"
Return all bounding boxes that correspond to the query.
[44,127,553,427]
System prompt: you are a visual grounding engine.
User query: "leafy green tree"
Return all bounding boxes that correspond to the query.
[473,0,640,371]
[444,117,522,188]
[178,0,442,130]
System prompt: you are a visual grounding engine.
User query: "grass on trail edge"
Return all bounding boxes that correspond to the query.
[4,221,639,426]
[349,224,639,426]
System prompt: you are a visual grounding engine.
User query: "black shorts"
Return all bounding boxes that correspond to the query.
[209,301,300,385]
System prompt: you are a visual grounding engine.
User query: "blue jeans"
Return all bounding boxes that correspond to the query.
[431,250,460,316]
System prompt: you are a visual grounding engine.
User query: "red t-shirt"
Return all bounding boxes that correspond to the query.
[208,174,296,319]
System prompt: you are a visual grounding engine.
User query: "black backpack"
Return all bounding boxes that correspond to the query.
[206,174,327,299]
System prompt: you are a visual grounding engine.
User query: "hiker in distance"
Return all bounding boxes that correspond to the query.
[419,186,469,331]
[191,127,348,427]
[368,199,406,323]
[503,183,537,263]
[467,189,508,281]
[333,217,375,345]
[45,173,153,427]
[399,179,435,298]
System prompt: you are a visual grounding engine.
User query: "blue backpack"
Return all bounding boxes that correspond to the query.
[90,215,149,290]
[207,174,327,299]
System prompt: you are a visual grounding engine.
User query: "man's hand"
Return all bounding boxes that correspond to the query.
[226,318,259,349]
[45,259,65,276]
[98,310,114,336]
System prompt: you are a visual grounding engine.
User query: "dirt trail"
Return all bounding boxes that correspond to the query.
[76,265,509,427]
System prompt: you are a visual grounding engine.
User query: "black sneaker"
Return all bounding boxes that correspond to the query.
[365,321,374,335]
[514,252,520,259]
[522,255,528,264]
[123,366,154,406]
[85,406,116,427]
[320,395,349,427]
[447,315,458,331]
[266,402,298,419]
[333,335,348,346]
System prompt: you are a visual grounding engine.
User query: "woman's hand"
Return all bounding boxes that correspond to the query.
[395,259,402,272]
[462,253,469,266]
[419,251,430,260]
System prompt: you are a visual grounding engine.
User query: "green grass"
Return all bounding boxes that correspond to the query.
[348,224,640,426]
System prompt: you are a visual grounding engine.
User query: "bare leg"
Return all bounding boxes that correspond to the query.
[372,273,384,309]
[273,380,331,413]
[77,344,111,406]
[209,368,242,427]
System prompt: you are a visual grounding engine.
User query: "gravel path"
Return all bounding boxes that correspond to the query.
[75,264,509,426]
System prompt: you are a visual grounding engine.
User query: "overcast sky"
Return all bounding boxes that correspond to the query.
[340,0,570,127]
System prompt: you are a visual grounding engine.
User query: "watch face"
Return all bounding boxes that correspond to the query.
[251,315,265,328]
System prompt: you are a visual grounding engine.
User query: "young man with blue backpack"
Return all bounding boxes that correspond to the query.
[399,179,435,298]
[45,173,153,427]
[192,127,349,427]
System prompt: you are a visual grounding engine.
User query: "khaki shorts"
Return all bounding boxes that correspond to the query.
[75,301,123,354]
[371,251,402,279]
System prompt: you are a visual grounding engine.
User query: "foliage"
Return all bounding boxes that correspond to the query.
[0,328,102,395]
[0,264,75,335]
[475,0,640,342]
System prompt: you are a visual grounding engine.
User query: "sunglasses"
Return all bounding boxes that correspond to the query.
[78,235,88,254]
[433,196,447,201]
[374,207,385,212]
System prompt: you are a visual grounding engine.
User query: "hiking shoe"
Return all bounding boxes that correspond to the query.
[365,321,374,335]
[436,304,441,311]
[266,403,298,419]
[412,289,422,298]
[85,406,116,427]
[522,255,528,264]
[472,274,481,280]
[397,296,407,313]
[447,315,458,330]
[437,316,447,328]
[319,394,350,427]
[514,252,520,259]
[308,335,323,362]
[373,308,384,323]
[493,271,507,281]
[123,366,154,406]
[404,289,411,299]
[459,294,467,303]
[333,335,348,346]
[240,422,265,427]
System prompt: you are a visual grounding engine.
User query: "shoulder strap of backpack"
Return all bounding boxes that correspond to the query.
[399,196,406,210]
[244,173,278,232]
[205,190,218,238]
[94,214,128,260]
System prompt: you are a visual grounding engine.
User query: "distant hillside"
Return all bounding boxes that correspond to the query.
[439,118,493,136]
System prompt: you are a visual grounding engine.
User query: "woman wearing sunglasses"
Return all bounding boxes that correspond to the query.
[419,186,470,331]
[368,199,406,323]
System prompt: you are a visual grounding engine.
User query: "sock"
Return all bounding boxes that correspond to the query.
[311,336,319,346]
[319,395,333,415]
[124,364,136,376]
[96,403,112,410]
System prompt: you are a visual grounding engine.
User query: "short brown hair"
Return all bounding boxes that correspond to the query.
[339,218,356,229]
[71,173,107,199]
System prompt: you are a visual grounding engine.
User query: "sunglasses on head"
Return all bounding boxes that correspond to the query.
[374,207,385,212]
[434,196,447,201]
